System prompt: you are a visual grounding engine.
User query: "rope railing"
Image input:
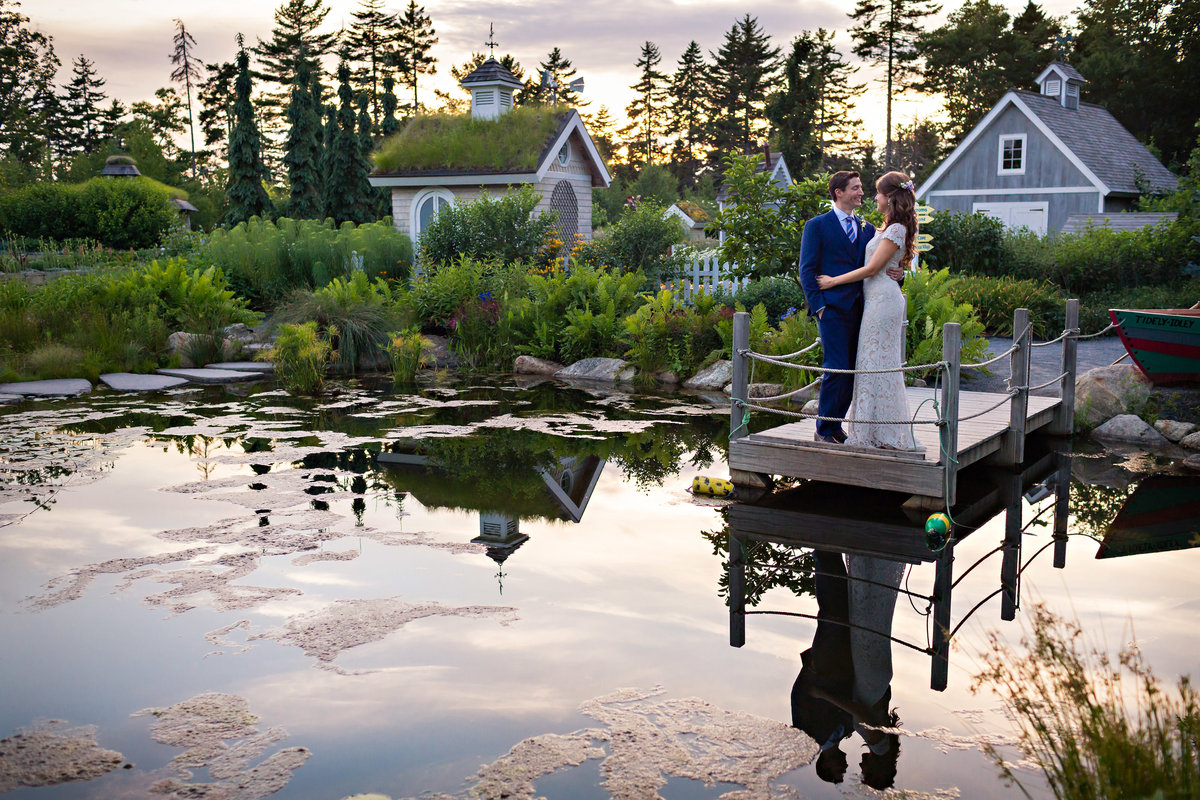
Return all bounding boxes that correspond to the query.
[953,390,1020,423]
[960,322,1033,369]
[735,398,944,426]
[1031,327,1078,347]
[750,377,822,404]
[1027,371,1070,393]
[1071,322,1115,339]
[770,339,823,360]
[740,349,946,375]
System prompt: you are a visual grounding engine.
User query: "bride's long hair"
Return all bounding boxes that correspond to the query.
[877,171,918,271]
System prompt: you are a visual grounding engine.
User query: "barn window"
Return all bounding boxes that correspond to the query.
[549,180,579,256]
[1043,79,1061,97]
[557,142,571,166]
[997,134,1026,176]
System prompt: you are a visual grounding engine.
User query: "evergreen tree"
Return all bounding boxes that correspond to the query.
[892,119,943,181]
[394,0,436,114]
[345,0,399,125]
[532,47,583,106]
[625,41,668,166]
[170,19,203,179]
[0,0,61,170]
[252,0,340,119]
[285,63,323,218]
[849,0,942,168]
[379,74,400,137]
[226,36,272,224]
[1009,1,1062,85]
[707,15,780,164]
[582,104,616,164]
[666,40,708,185]
[767,34,822,174]
[130,87,187,155]
[324,57,373,224]
[357,91,387,219]
[198,59,237,150]
[60,55,108,156]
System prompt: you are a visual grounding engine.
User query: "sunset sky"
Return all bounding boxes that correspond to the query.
[27,0,1081,151]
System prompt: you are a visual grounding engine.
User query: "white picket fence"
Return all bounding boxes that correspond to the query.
[665,250,750,301]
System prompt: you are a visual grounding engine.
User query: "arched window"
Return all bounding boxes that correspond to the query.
[411,188,454,240]
[549,180,578,253]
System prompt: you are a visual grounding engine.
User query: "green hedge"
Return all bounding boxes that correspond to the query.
[1078,282,1199,334]
[947,275,1064,338]
[920,211,1007,276]
[0,178,176,250]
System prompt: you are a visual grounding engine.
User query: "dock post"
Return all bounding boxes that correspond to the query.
[1000,471,1023,621]
[1053,450,1070,568]
[729,533,746,647]
[941,323,961,507]
[931,540,954,691]
[1049,299,1080,436]
[1000,308,1031,465]
[730,312,749,442]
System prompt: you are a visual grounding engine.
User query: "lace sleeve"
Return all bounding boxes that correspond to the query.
[883,223,906,248]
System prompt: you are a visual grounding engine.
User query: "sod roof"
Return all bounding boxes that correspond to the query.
[371,105,572,176]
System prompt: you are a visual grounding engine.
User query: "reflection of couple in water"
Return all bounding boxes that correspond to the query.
[790,550,904,789]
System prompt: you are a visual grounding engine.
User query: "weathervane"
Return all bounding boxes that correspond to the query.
[485,23,498,58]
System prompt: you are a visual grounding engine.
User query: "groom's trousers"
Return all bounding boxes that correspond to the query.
[815,299,862,439]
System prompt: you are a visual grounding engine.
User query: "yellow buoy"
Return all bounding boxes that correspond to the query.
[692,475,735,498]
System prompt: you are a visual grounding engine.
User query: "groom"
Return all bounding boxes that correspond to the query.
[799,172,902,444]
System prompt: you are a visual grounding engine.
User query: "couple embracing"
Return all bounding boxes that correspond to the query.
[799,171,923,452]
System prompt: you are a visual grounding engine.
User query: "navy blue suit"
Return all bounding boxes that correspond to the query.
[800,210,874,439]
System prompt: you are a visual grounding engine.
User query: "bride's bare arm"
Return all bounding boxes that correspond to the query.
[815,238,899,289]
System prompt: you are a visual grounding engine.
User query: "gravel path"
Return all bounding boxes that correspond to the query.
[960,335,1126,395]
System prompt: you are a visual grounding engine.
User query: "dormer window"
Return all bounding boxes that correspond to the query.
[1043,79,1061,97]
[998,134,1026,176]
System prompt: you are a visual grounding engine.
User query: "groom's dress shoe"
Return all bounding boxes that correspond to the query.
[832,430,848,443]
[813,433,840,444]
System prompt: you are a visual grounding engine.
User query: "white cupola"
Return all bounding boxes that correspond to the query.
[460,57,524,120]
[1035,61,1087,110]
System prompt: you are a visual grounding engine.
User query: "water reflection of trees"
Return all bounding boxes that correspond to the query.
[702,513,816,607]
[1068,480,1135,540]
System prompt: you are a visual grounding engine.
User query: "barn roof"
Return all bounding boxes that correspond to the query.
[1014,90,1177,195]
[1060,212,1178,234]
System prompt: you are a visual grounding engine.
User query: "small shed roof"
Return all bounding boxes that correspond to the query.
[665,202,710,228]
[461,57,524,88]
[1036,60,1086,84]
[1060,212,1178,234]
[169,197,199,213]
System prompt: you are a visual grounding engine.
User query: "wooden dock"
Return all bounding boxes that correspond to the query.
[728,302,1081,505]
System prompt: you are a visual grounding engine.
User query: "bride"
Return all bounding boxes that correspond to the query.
[817,171,922,452]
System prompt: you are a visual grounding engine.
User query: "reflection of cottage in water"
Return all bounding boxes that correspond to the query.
[377,449,605,563]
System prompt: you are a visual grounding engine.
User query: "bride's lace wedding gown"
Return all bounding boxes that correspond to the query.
[846,223,922,452]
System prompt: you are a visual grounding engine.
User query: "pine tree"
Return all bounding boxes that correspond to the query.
[170,19,203,179]
[0,0,61,170]
[285,63,323,218]
[226,36,272,224]
[666,40,708,186]
[357,91,386,219]
[1009,1,1062,84]
[581,104,616,163]
[532,47,584,106]
[849,0,942,169]
[625,41,668,165]
[707,15,780,163]
[60,55,108,156]
[807,29,864,165]
[394,0,436,114]
[198,59,237,149]
[345,0,399,125]
[252,0,340,123]
[379,74,400,137]
[324,57,373,224]
[768,34,822,174]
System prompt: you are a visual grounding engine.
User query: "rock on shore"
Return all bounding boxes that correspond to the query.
[1074,364,1151,431]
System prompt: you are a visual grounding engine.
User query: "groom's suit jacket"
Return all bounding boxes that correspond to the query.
[799,210,875,318]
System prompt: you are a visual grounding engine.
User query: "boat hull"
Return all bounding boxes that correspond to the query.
[1110,308,1200,385]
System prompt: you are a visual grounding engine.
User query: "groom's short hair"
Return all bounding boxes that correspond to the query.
[828,171,861,201]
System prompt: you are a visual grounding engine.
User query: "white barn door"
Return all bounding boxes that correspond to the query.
[972,201,1048,236]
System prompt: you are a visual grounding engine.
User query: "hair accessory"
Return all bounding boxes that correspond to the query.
[902,180,915,192]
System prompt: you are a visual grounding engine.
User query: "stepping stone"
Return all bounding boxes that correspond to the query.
[0,378,92,397]
[156,368,264,384]
[204,361,274,373]
[100,373,191,392]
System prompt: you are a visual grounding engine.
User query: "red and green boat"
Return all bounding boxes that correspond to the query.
[1096,476,1200,559]
[1110,307,1200,385]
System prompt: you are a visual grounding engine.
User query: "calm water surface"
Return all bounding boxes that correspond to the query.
[1,377,1197,799]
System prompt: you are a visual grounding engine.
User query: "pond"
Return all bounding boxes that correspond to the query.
[1,377,1197,799]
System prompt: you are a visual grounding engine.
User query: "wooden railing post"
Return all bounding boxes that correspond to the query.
[1050,299,1080,436]
[941,323,961,506]
[1000,471,1023,621]
[1053,450,1071,568]
[931,540,954,692]
[730,311,750,442]
[1000,308,1031,466]
[729,532,746,647]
